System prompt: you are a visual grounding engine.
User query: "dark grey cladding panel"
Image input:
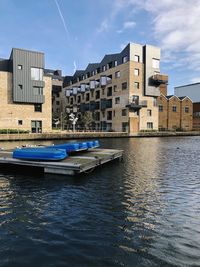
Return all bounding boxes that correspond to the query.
[65,43,131,84]
[85,63,99,73]
[12,48,45,103]
[0,59,10,71]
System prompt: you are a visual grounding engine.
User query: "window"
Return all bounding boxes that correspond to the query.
[31,120,42,133]
[172,105,177,112]
[78,95,81,103]
[115,97,120,104]
[18,120,23,125]
[102,88,105,95]
[159,105,163,112]
[122,122,129,132]
[114,85,118,92]
[34,104,42,112]
[134,55,140,62]
[31,67,43,81]
[114,60,118,67]
[122,56,128,63]
[106,99,112,108]
[122,109,127,116]
[147,122,153,129]
[115,71,120,78]
[185,107,189,113]
[102,65,106,72]
[96,90,100,99]
[134,69,139,76]
[153,97,157,107]
[152,58,160,69]
[134,82,139,89]
[18,84,23,90]
[86,93,90,101]
[33,86,43,95]
[18,65,22,70]
[122,82,127,90]
[56,101,60,105]
[107,87,112,96]
[107,111,112,120]
[147,109,152,116]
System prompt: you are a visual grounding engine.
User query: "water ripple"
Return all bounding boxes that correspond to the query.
[0,137,200,266]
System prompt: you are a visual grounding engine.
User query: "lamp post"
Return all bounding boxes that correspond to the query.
[69,113,78,132]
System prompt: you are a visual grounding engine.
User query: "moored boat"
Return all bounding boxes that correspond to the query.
[13,147,67,161]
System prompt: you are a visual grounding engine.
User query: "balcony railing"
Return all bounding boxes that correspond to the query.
[151,74,168,85]
[126,100,147,110]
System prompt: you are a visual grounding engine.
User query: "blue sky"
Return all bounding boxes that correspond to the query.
[0,0,200,94]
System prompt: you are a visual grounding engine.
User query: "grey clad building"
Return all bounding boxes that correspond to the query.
[0,48,52,133]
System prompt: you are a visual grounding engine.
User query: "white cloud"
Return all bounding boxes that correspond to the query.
[123,0,200,78]
[191,77,200,84]
[117,20,136,33]
[123,21,136,29]
[97,19,109,33]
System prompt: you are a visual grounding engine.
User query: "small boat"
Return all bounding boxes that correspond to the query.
[13,147,67,161]
[78,142,88,150]
[47,143,80,152]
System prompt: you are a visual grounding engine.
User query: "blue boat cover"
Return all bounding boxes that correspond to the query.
[47,143,80,152]
[78,142,88,150]
[13,148,67,161]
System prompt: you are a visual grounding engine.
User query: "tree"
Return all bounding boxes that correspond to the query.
[81,111,94,130]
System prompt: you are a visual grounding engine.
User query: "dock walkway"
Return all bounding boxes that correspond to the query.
[0,148,123,175]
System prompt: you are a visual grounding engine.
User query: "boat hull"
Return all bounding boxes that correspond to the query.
[13,148,67,161]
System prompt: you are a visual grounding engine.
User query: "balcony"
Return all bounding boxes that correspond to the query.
[151,74,168,85]
[126,100,147,111]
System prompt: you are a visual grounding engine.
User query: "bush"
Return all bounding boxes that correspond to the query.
[0,129,30,134]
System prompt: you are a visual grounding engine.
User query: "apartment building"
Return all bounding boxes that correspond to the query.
[44,69,63,119]
[0,48,52,133]
[158,94,193,131]
[61,43,168,133]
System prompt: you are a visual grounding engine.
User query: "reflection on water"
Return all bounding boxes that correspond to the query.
[0,137,200,267]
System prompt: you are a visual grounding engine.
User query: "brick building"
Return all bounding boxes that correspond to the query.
[0,48,52,133]
[61,43,168,133]
[158,94,193,131]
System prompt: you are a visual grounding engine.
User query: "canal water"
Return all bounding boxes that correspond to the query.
[0,137,200,267]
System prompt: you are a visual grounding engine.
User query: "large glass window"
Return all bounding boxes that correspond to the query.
[31,120,42,133]
[31,67,43,81]
[147,122,153,129]
[33,86,43,95]
[152,58,160,69]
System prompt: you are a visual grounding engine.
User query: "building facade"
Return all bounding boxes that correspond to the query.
[175,82,200,130]
[0,48,52,133]
[61,43,168,133]
[158,94,193,131]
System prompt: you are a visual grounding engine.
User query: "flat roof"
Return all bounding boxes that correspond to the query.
[175,82,200,89]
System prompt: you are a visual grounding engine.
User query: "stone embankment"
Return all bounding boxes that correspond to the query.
[0,131,200,141]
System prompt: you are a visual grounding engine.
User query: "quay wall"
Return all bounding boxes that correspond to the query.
[0,131,200,141]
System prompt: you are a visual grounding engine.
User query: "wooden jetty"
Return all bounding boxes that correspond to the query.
[0,148,123,175]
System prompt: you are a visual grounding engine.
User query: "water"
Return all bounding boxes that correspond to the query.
[0,137,200,267]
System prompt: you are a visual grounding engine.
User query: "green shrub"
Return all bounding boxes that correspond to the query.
[0,129,30,134]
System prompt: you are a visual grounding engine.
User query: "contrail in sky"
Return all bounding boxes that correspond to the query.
[73,61,77,73]
[54,0,70,40]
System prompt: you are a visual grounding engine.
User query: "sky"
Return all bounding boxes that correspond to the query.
[0,0,200,94]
